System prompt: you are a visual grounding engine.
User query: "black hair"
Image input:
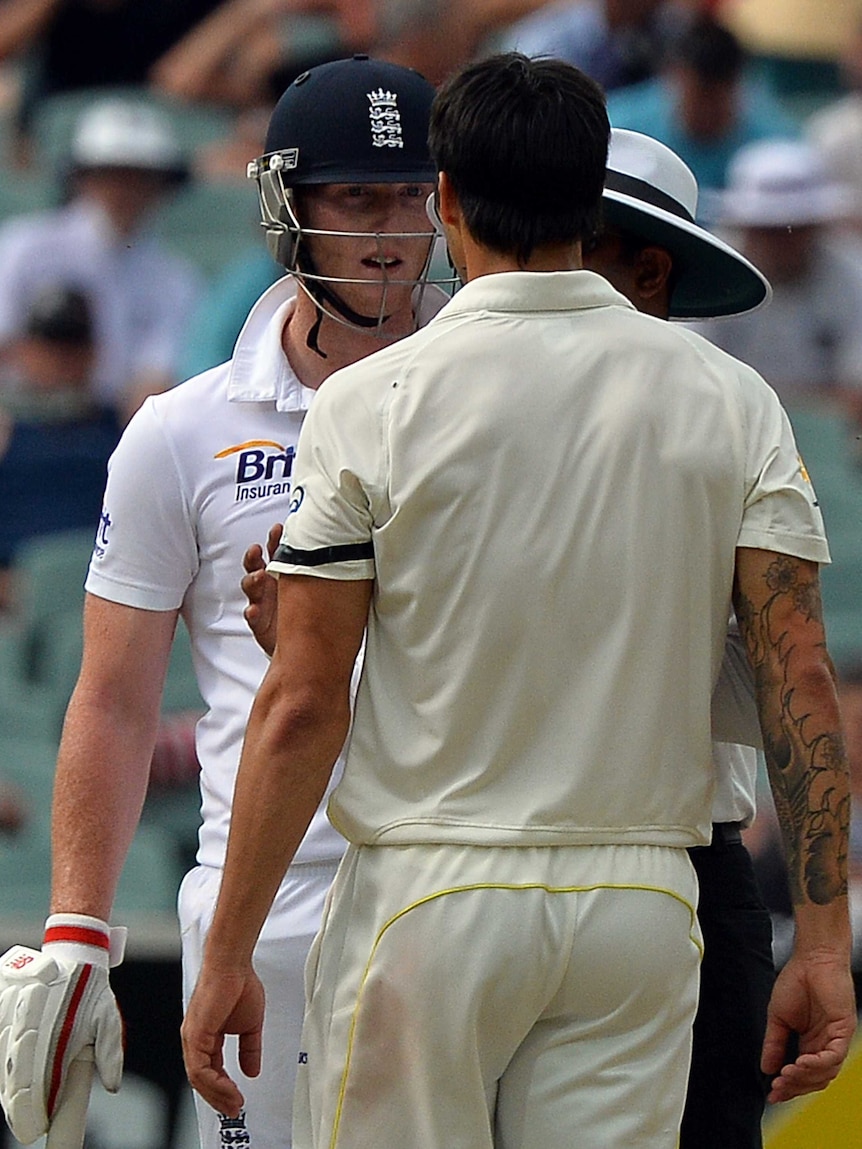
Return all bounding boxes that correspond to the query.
[674,14,745,84]
[428,53,609,263]
[25,285,92,345]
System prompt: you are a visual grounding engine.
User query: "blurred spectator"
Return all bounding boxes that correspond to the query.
[152,0,580,115]
[0,97,204,423]
[0,0,224,164]
[159,1,372,183]
[150,0,374,109]
[0,778,26,834]
[150,1,364,185]
[606,12,798,220]
[497,0,691,92]
[0,284,121,611]
[178,248,282,379]
[692,138,862,406]
[806,15,862,234]
[193,103,272,183]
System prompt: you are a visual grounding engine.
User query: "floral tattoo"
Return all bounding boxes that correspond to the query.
[736,555,849,906]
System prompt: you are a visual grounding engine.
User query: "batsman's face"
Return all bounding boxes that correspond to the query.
[298,182,436,323]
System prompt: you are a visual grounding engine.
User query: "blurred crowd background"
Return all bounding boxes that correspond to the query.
[1,1,862,1146]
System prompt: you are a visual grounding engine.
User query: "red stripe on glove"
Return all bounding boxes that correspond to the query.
[44,926,110,951]
[47,964,93,1118]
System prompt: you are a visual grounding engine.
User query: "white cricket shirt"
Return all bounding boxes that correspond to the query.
[271,270,829,849]
[86,276,342,867]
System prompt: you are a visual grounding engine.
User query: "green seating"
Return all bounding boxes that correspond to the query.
[0,733,60,811]
[0,813,183,916]
[2,523,202,738]
[152,180,262,280]
[115,823,185,914]
[0,168,55,226]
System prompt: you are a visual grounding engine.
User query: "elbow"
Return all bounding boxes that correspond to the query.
[255,675,351,755]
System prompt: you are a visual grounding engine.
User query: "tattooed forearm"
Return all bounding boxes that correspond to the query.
[734,552,850,907]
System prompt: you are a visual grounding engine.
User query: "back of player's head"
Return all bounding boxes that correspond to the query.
[428,53,609,263]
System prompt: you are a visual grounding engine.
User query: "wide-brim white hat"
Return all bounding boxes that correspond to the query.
[720,138,858,228]
[70,99,188,183]
[602,129,771,319]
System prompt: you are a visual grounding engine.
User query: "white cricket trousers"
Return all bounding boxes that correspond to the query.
[179,860,340,1149]
[294,842,702,1149]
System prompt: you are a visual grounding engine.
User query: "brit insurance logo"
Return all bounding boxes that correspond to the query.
[93,506,111,559]
[214,439,295,503]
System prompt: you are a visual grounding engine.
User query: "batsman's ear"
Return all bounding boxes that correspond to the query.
[425,189,444,235]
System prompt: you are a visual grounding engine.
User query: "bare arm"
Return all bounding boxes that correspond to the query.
[462,0,555,37]
[182,572,371,1116]
[0,0,60,61]
[50,594,179,920]
[150,0,296,105]
[733,547,856,1102]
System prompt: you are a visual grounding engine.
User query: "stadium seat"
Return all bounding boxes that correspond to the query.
[0,811,183,917]
[152,180,262,280]
[0,733,60,813]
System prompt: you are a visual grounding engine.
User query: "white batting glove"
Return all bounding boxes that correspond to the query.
[0,914,126,1145]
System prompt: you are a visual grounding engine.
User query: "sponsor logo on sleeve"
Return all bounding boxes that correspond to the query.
[798,454,819,506]
[93,507,112,559]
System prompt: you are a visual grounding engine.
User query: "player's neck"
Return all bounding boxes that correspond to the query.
[461,238,583,281]
[283,294,415,391]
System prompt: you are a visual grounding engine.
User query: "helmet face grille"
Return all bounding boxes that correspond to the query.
[246,56,455,335]
[252,164,457,336]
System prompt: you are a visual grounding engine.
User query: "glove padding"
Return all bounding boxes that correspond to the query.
[0,944,123,1144]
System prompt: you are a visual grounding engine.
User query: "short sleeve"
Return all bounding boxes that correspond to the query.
[267,369,383,582]
[738,379,831,564]
[85,397,198,609]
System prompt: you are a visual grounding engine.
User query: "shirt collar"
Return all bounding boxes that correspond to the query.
[227,275,316,413]
[428,269,635,323]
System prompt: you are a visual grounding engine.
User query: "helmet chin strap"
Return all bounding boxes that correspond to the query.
[296,248,391,358]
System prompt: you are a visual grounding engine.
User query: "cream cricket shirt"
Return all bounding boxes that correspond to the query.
[271,270,829,849]
[85,276,348,868]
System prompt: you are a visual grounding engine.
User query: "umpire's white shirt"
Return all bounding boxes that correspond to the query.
[85,275,347,867]
[271,270,829,849]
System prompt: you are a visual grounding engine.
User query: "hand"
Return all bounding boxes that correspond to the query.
[182,963,265,1118]
[241,522,282,659]
[0,934,123,1145]
[761,950,857,1103]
